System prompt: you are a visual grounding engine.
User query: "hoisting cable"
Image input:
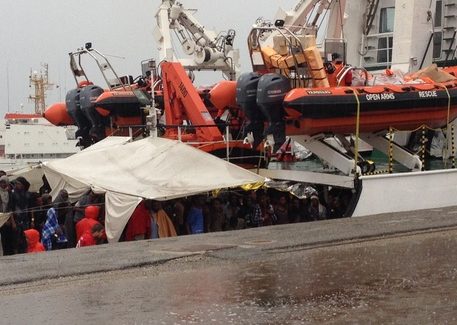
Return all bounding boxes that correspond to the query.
[437,82,453,167]
[388,126,394,173]
[349,87,361,175]
[337,0,345,40]
[316,0,334,36]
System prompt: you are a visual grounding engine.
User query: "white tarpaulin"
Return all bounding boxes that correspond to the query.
[0,213,11,228]
[43,137,265,242]
[4,137,132,194]
[8,165,45,193]
[80,136,131,153]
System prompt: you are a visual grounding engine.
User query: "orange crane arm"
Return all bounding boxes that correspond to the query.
[161,62,223,142]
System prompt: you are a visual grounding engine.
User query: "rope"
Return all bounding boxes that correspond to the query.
[437,83,452,136]
[421,126,427,171]
[15,201,106,215]
[452,124,456,169]
[365,169,391,176]
[388,126,394,174]
[389,124,448,133]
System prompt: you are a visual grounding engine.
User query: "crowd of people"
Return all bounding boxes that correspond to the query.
[158,187,352,236]
[0,171,353,256]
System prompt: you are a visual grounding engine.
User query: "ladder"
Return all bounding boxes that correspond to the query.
[363,0,380,35]
[442,0,457,62]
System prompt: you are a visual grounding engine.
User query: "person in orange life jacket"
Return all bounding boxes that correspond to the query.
[24,228,45,253]
[75,205,101,242]
[73,190,102,223]
[325,52,352,87]
[76,223,104,247]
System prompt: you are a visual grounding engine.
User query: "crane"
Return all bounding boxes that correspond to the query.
[154,0,240,80]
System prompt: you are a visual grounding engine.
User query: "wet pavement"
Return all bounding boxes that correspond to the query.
[2,208,457,324]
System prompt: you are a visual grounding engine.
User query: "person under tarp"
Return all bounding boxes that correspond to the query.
[150,201,176,239]
[124,201,151,241]
[43,137,265,242]
[41,191,71,251]
[75,205,101,242]
[124,200,176,241]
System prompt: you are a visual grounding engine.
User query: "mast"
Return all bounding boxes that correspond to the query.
[6,63,10,112]
[28,63,53,115]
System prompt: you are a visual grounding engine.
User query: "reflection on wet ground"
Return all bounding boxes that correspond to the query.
[2,230,457,324]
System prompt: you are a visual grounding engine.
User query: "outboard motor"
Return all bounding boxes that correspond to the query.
[236,72,264,148]
[79,85,106,142]
[256,73,291,152]
[65,88,92,147]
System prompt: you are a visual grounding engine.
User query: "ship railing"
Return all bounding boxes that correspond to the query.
[162,124,264,164]
[111,124,265,164]
[69,43,133,92]
[107,126,144,139]
[337,66,369,86]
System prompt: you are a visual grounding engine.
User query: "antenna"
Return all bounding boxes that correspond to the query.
[6,64,10,112]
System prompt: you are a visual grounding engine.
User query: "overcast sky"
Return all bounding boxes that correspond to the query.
[0,0,297,115]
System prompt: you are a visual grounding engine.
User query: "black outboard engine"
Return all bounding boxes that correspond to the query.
[66,88,92,147]
[256,73,291,152]
[236,72,264,149]
[79,85,106,142]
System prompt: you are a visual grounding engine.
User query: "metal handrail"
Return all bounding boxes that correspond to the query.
[108,123,261,162]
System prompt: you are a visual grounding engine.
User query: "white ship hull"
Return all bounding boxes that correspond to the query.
[0,114,80,173]
[353,169,457,217]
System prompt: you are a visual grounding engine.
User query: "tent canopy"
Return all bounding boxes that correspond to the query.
[8,165,45,193]
[43,137,265,241]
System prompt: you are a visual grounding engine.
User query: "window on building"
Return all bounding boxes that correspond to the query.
[379,7,395,33]
[377,37,393,64]
[433,32,443,59]
[435,0,443,28]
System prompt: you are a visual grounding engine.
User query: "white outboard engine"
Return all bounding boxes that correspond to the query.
[256,73,291,152]
[236,72,265,148]
[79,85,105,142]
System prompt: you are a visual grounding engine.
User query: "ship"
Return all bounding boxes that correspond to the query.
[0,65,80,172]
[43,0,457,219]
[0,113,79,172]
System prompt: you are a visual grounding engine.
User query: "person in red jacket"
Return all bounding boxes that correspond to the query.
[76,223,104,248]
[75,205,101,242]
[124,201,151,241]
[24,229,45,253]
